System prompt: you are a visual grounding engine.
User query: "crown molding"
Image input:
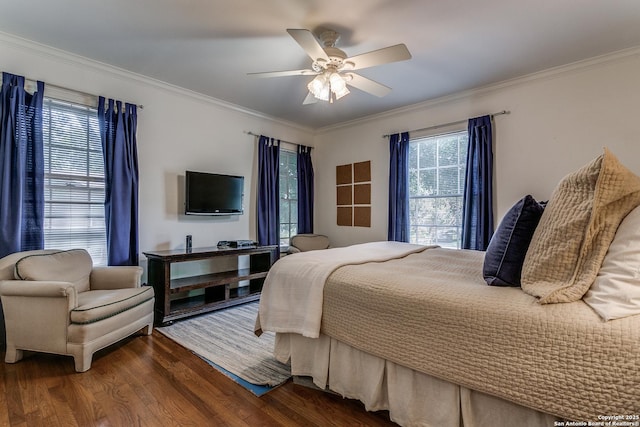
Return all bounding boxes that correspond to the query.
[316,44,640,134]
[0,31,314,134]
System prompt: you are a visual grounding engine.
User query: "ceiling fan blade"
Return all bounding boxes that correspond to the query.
[287,29,330,63]
[345,73,392,97]
[247,69,317,78]
[347,44,411,70]
[302,92,318,105]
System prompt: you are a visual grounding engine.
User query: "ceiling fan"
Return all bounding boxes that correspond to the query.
[247,29,412,104]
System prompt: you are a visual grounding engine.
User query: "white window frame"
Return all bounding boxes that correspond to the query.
[408,130,468,249]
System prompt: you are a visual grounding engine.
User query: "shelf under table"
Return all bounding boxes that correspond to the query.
[169,268,269,293]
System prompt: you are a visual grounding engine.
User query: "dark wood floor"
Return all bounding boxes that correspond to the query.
[0,330,396,426]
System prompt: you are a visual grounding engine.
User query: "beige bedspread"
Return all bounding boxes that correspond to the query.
[319,246,640,421]
[256,241,428,338]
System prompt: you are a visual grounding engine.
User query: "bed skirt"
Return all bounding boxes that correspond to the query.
[275,332,559,427]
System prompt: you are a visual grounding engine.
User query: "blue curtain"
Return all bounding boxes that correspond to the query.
[0,73,45,258]
[257,135,280,246]
[462,115,494,251]
[297,144,314,234]
[98,97,139,266]
[388,132,410,242]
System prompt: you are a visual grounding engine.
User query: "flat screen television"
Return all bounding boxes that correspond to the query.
[185,171,244,215]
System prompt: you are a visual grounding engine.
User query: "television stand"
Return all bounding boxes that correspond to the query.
[143,245,279,325]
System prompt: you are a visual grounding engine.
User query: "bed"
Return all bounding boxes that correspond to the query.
[255,149,640,426]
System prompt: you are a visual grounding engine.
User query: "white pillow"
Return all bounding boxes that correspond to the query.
[583,205,640,320]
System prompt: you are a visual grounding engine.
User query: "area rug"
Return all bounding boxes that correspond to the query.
[156,302,291,395]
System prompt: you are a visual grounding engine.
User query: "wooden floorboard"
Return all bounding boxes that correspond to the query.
[0,331,396,426]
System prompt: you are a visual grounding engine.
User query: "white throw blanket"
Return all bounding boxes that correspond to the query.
[255,241,429,338]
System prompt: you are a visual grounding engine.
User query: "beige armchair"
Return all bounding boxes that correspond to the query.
[0,249,154,372]
[288,233,331,254]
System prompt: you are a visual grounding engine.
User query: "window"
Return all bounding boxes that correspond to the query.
[279,150,297,247]
[409,130,468,249]
[42,98,107,265]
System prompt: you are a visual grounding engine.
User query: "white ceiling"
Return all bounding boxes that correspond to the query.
[1,0,639,129]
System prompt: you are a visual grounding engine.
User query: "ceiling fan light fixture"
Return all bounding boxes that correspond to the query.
[307,74,330,101]
[329,72,350,99]
[307,71,350,102]
[333,86,350,100]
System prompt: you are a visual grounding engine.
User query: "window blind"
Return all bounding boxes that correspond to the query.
[409,130,468,248]
[279,149,298,246]
[42,98,107,265]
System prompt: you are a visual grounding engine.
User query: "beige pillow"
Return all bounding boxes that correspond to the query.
[583,205,640,320]
[521,148,640,303]
[15,249,93,292]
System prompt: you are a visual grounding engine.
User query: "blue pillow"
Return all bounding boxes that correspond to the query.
[483,195,546,287]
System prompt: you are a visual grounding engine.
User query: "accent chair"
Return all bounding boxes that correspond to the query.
[288,233,331,254]
[0,249,154,372]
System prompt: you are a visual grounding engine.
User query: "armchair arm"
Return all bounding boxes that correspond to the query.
[0,280,77,355]
[0,280,77,299]
[90,266,143,290]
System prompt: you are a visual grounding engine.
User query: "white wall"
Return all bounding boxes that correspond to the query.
[3,32,639,254]
[312,48,640,248]
[0,33,314,257]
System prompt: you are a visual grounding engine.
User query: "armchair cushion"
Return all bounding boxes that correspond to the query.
[0,249,59,280]
[70,286,154,324]
[14,249,93,292]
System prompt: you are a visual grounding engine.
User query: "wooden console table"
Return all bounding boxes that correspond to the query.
[143,245,279,325]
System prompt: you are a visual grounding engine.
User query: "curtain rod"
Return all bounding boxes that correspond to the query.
[382,110,509,138]
[48,81,144,110]
[1,70,144,110]
[244,131,312,149]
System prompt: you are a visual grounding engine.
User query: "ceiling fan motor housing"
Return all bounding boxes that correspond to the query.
[319,30,340,47]
[313,30,350,71]
[313,47,352,72]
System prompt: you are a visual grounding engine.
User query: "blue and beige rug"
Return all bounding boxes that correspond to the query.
[156,302,291,396]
